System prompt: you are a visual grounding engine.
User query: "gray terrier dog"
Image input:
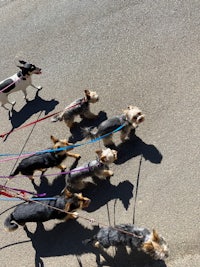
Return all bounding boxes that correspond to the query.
[83,105,145,146]
[51,89,99,128]
[84,224,169,261]
[65,148,117,191]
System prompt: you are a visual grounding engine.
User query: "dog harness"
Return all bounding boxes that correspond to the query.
[67,159,104,182]
[96,114,130,136]
[13,151,67,176]
[63,97,88,119]
[96,224,150,248]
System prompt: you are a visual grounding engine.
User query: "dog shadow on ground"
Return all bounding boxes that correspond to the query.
[23,220,99,267]
[94,246,168,267]
[23,220,167,267]
[68,110,108,143]
[32,173,134,213]
[2,90,59,141]
[114,132,163,165]
[83,179,134,212]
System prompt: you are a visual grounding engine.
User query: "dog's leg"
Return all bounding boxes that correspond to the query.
[1,95,15,109]
[56,164,66,171]
[38,168,47,177]
[120,127,131,142]
[83,110,98,119]
[66,151,81,159]
[66,119,75,129]
[94,241,100,248]
[65,211,79,221]
[22,88,29,102]
[101,170,114,178]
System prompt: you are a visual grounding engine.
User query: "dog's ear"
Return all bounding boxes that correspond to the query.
[112,150,118,160]
[19,60,27,65]
[50,135,59,144]
[64,189,73,198]
[122,109,128,115]
[141,241,154,254]
[84,89,91,100]
[123,105,134,114]
[95,149,102,157]
[74,192,83,199]
[152,229,160,242]
[100,155,107,163]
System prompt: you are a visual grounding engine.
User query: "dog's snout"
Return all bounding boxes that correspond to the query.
[137,115,145,123]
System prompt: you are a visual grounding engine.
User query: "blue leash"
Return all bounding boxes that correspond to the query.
[0,124,125,157]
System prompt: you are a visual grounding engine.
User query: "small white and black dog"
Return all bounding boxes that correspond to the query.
[83,105,145,146]
[51,89,99,128]
[65,148,117,191]
[0,60,42,109]
[84,224,169,261]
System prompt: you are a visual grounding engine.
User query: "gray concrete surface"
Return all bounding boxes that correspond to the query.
[0,0,199,266]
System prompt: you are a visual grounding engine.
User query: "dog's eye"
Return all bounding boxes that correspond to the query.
[133,115,138,120]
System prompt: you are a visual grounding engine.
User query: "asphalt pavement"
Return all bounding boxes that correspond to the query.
[0,1,199,266]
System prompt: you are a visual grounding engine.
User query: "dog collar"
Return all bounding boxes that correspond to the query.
[88,159,103,172]
[17,71,26,80]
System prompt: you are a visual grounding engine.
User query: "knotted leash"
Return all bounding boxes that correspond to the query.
[0,184,46,198]
[0,187,143,239]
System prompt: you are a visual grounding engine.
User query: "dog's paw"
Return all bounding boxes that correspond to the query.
[71,212,79,219]
[77,154,81,160]
[37,86,42,90]
[11,101,16,106]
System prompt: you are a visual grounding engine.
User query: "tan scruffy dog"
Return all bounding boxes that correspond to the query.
[10,135,81,180]
[65,148,118,191]
[84,224,169,261]
[51,89,99,128]
[83,105,145,146]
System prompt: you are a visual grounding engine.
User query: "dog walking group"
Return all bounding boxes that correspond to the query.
[1,61,169,262]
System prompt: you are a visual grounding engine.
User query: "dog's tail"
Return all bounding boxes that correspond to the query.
[82,127,97,140]
[51,112,63,122]
[10,167,20,177]
[4,214,18,232]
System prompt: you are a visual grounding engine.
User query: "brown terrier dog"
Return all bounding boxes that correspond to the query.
[10,135,81,180]
[83,105,145,146]
[4,189,90,231]
[51,89,99,128]
[84,224,169,261]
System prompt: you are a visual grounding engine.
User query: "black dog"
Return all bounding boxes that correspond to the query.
[4,190,90,231]
[10,135,81,180]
